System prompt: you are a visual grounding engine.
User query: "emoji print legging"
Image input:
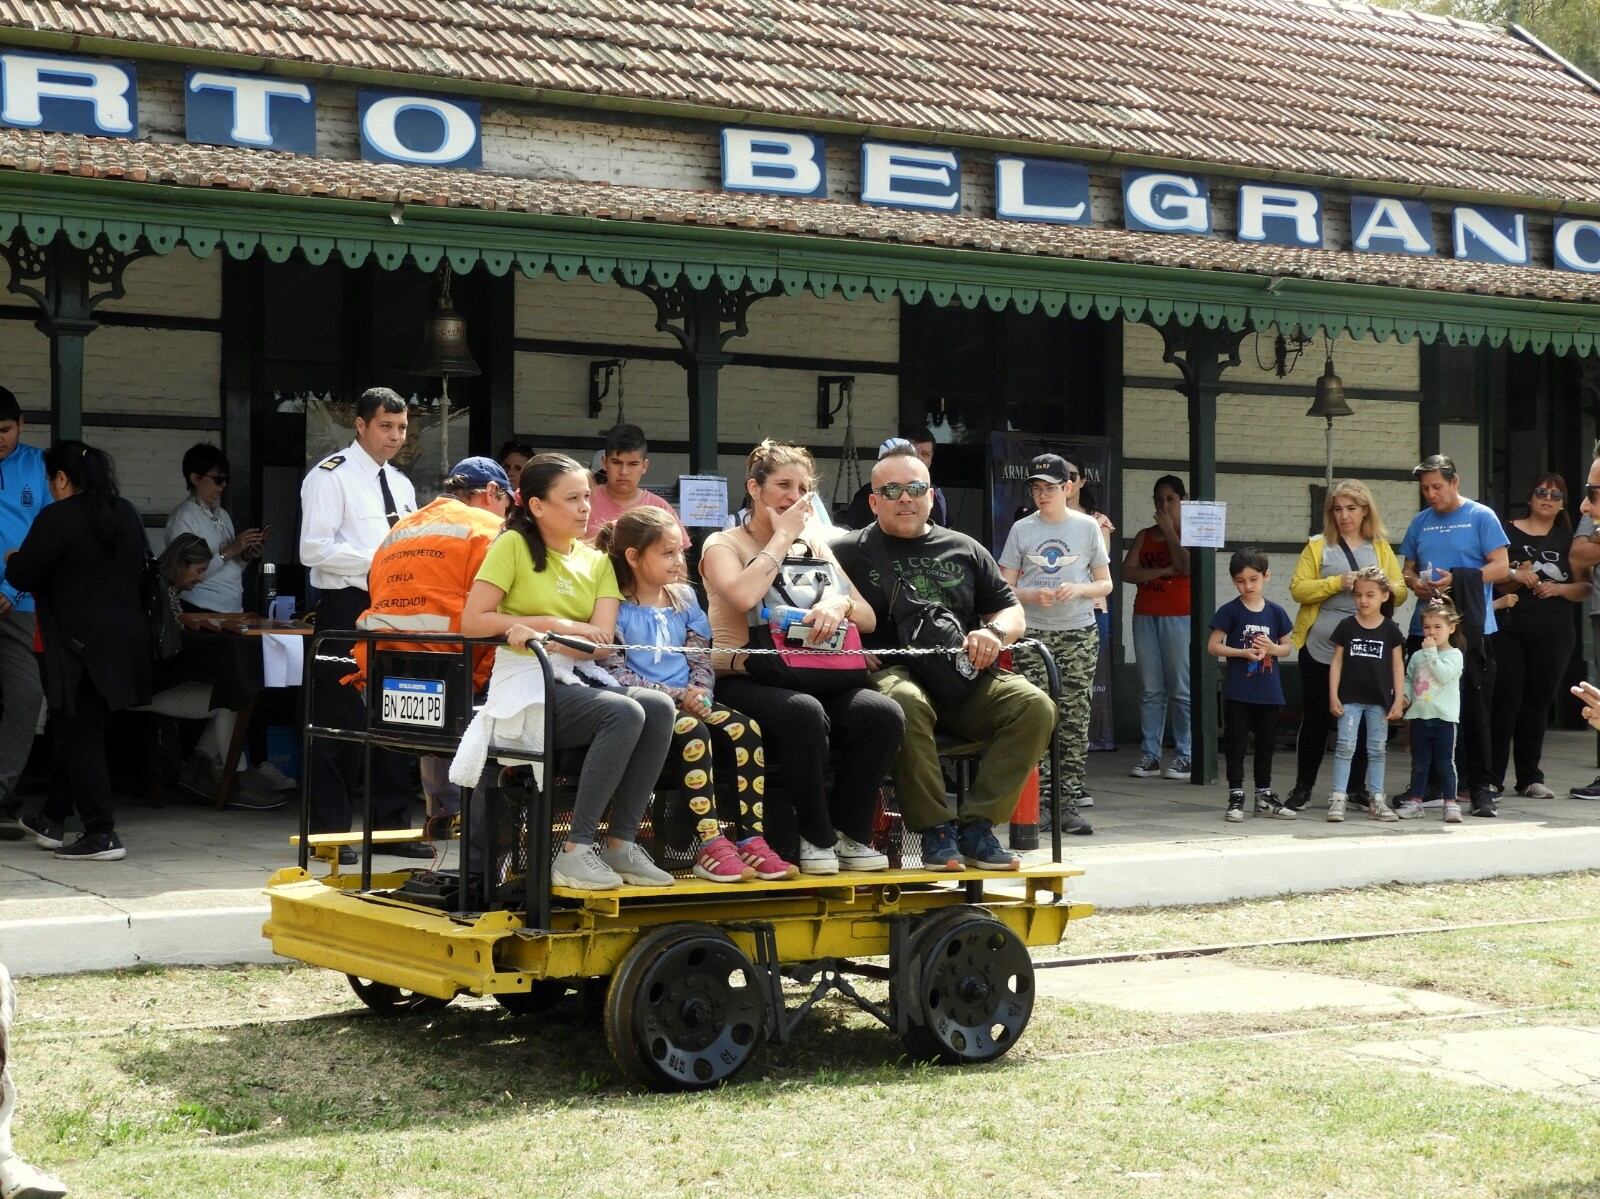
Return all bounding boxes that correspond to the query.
[669,702,764,842]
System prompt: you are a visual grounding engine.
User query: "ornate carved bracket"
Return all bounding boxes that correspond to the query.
[1,232,150,335]
[627,279,773,360]
[1158,319,1248,394]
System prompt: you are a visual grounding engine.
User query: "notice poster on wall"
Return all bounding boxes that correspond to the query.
[987,432,1112,556]
[1180,500,1227,548]
[678,475,730,528]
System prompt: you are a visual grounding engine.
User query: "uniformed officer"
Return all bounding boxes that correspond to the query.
[299,387,429,854]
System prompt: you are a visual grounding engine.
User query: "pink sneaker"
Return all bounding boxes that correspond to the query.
[1443,800,1463,824]
[736,835,798,881]
[693,835,756,883]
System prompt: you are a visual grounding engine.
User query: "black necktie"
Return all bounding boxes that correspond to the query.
[378,469,399,528]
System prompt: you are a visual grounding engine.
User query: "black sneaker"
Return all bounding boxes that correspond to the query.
[54,831,126,861]
[1225,790,1245,823]
[338,846,357,866]
[18,811,63,849]
[1347,791,1373,814]
[1571,776,1600,801]
[1254,788,1297,820]
[1283,784,1312,812]
[380,841,436,860]
[1069,786,1095,809]
[1058,799,1093,836]
[1469,788,1499,818]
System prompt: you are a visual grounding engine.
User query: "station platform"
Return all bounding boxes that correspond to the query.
[4,731,1599,976]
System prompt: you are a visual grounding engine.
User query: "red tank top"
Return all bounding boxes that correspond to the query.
[1132,527,1191,617]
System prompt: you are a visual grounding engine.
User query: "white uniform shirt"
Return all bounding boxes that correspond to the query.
[165,494,245,612]
[298,440,418,592]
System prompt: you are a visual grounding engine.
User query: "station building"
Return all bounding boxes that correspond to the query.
[1,0,1599,773]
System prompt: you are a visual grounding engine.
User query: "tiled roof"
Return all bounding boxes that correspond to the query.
[5,126,1599,307]
[0,1,1599,206]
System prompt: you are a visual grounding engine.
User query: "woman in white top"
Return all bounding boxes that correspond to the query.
[164,444,264,612]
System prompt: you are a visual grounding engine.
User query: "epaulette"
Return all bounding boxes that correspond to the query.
[319,455,346,472]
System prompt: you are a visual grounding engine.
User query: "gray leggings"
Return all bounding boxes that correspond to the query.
[540,683,675,845]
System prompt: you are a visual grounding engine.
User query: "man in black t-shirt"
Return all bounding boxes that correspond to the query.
[833,450,1063,870]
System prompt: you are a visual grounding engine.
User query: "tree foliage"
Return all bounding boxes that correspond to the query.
[1377,0,1600,78]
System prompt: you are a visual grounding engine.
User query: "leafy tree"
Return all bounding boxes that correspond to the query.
[1377,0,1600,77]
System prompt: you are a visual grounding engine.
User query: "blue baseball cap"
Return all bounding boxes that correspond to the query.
[450,456,511,490]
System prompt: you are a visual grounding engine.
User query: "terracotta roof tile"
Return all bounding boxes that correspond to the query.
[2,0,1600,203]
[4,126,1599,309]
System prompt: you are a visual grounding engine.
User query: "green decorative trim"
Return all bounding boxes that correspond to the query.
[1,170,1598,354]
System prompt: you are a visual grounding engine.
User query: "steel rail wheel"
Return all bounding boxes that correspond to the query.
[900,909,1034,1064]
[604,923,766,1091]
[494,980,572,1016]
[345,974,453,1016]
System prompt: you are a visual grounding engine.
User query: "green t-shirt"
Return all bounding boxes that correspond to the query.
[474,533,622,650]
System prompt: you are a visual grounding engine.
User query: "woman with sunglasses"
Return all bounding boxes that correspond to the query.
[165,443,265,614]
[1489,473,1588,799]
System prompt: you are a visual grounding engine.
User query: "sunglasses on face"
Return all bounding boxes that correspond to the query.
[1532,487,1565,501]
[873,480,932,500]
[204,473,229,484]
[1585,484,1600,502]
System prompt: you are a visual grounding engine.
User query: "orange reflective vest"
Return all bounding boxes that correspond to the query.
[350,496,505,692]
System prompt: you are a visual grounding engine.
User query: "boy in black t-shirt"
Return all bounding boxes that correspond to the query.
[1206,548,1295,823]
[1327,567,1406,823]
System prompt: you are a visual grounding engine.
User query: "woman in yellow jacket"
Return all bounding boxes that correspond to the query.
[1284,480,1408,812]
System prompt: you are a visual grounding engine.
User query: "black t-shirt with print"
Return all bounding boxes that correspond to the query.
[1329,615,1405,707]
[833,524,1016,652]
[1499,519,1577,629]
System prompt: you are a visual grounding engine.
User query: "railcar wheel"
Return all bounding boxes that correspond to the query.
[346,974,452,1016]
[604,924,766,1092]
[900,911,1033,1065]
[494,980,572,1016]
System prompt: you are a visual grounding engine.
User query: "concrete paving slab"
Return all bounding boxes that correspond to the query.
[1033,957,1491,1015]
[1345,1026,1600,1103]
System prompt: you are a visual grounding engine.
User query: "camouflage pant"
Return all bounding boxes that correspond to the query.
[1015,625,1099,797]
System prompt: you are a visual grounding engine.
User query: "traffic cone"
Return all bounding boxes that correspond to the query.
[1008,765,1040,851]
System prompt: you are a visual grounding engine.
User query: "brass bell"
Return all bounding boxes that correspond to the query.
[1305,355,1352,420]
[414,302,480,378]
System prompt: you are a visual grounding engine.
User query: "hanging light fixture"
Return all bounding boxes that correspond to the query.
[413,261,480,478]
[1304,335,1354,489]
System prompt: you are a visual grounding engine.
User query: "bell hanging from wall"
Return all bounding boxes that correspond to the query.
[1305,355,1352,420]
[414,265,481,380]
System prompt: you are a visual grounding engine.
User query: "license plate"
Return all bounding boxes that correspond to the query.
[380,677,446,728]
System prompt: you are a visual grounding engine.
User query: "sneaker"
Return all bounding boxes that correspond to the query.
[176,753,221,797]
[551,844,623,891]
[1057,798,1093,836]
[0,799,22,841]
[957,819,1021,870]
[53,831,126,861]
[736,835,797,881]
[600,840,673,887]
[1469,788,1499,818]
[693,835,756,883]
[0,1155,69,1199]
[1283,784,1312,812]
[1347,790,1372,813]
[1326,792,1347,823]
[836,833,889,872]
[226,776,288,811]
[1443,799,1463,824]
[338,846,357,866]
[1570,776,1600,801]
[1162,756,1192,781]
[1130,754,1162,778]
[798,837,840,875]
[1368,792,1399,822]
[251,760,299,792]
[1254,788,1297,820]
[918,823,963,871]
[1069,786,1094,809]
[379,842,436,860]
[1395,797,1425,819]
[1225,790,1245,823]
[1516,782,1556,799]
[18,811,63,850]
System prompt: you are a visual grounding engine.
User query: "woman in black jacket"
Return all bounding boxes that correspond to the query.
[7,442,149,861]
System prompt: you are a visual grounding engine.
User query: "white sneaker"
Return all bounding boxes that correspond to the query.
[251,760,299,792]
[551,844,622,891]
[1516,782,1556,799]
[600,840,673,887]
[835,834,888,872]
[0,1155,69,1199]
[1369,792,1399,823]
[798,837,840,875]
[1327,792,1347,823]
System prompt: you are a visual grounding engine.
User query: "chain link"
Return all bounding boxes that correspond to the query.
[314,639,989,667]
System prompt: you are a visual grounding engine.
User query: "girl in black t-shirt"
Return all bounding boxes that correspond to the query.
[1491,473,1590,798]
[1327,568,1405,824]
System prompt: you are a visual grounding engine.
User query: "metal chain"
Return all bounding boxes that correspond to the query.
[314,641,987,667]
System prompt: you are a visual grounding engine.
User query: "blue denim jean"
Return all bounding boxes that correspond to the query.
[1407,718,1457,803]
[1132,614,1191,760]
[1333,704,1388,795]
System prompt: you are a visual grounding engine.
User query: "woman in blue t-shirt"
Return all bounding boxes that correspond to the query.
[597,506,797,884]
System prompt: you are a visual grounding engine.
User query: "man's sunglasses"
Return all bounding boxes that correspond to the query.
[204,472,229,484]
[1585,484,1600,502]
[873,480,932,500]
[1532,487,1565,501]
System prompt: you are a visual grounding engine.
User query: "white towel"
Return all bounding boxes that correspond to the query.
[261,633,305,688]
[447,646,617,789]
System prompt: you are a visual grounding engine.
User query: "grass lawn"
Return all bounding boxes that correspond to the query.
[11,873,1600,1198]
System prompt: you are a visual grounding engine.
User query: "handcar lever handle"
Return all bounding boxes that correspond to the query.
[542,631,600,655]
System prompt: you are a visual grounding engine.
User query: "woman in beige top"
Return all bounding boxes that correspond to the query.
[700,440,905,876]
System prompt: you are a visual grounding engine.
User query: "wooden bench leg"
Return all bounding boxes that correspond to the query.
[213,698,257,810]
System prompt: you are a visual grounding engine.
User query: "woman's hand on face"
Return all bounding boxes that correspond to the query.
[768,495,813,543]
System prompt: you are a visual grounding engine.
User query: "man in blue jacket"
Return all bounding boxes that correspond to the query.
[0,388,47,838]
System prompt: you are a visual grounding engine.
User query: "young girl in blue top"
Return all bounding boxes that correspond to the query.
[1399,598,1466,823]
[597,506,797,883]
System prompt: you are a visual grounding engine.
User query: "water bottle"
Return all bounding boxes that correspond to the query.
[261,562,277,618]
[761,604,808,642]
